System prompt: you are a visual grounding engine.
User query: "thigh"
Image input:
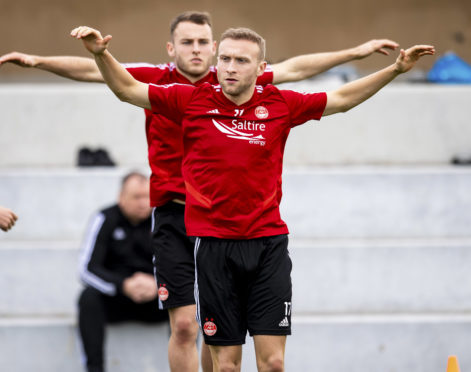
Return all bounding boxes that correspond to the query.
[152,203,196,309]
[247,235,292,337]
[253,335,287,370]
[195,238,247,346]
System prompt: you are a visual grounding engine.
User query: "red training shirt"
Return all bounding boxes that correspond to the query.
[123,62,274,207]
[148,82,327,239]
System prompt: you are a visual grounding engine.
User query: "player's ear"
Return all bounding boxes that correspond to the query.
[212,41,217,56]
[256,61,267,77]
[166,41,175,58]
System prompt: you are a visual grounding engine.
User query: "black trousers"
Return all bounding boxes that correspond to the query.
[78,286,169,372]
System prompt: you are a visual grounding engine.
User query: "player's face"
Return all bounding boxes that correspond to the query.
[217,38,266,100]
[119,177,152,224]
[167,21,216,82]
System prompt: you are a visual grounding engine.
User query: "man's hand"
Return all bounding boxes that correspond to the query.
[394,45,435,74]
[0,52,37,68]
[354,39,399,58]
[70,26,112,55]
[0,206,18,232]
[122,272,158,303]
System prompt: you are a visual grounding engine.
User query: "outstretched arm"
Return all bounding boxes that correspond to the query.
[271,39,399,84]
[323,45,435,116]
[0,52,103,82]
[70,26,150,109]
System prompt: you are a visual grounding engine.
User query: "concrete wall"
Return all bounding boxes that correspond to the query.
[1,83,471,167]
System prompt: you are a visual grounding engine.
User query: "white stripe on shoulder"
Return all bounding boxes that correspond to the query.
[265,64,273,72]
[149,82,192,89]
[78,212,116,296]
[121,62,159,69]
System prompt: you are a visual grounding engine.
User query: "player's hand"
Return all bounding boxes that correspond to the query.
[70,26,112,55]
[394,45,435,74]
[355,39,399,58]
[0,206,18,232]
[0,52,37,68]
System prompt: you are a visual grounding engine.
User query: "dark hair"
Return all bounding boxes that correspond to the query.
[121,171,147,190]
[220,28,266,61]
[170,11,212,37]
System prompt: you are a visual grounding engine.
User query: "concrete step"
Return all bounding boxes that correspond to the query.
[0,84,147,167]
[1,167,470,241]
[290,238,471,313]
[281,166,471,239]
[0,168,130,241]
[1,315,469,372]
[0,241,81,316]
[1,83,470,166]
[0,317,171,372]
[2,238,470,315]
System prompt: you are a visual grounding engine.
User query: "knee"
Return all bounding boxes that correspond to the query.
[258,355,284,372]
[78,287,103,312]
[217,360,240,372]
[171,315,198,343]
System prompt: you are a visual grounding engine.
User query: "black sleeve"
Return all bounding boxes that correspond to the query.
[78,210,127,295]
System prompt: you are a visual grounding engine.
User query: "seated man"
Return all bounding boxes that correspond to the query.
[78,171,169,372]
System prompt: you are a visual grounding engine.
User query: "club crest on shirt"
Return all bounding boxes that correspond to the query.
[203,318,217,336]
[255,106,269,119]
[112,227,126,240]
[158,285,169,301]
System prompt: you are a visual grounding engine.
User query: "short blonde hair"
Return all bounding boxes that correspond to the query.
[220,28,266,61]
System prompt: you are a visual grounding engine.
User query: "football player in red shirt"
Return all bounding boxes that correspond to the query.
[0,12,399,372]
[71,25,433,372]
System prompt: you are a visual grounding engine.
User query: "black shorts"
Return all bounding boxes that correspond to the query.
[152,202,196,310]
[194,235,292,346]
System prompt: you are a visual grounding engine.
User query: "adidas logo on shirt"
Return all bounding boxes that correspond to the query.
[207,109,220,114]
[278,317,290,327]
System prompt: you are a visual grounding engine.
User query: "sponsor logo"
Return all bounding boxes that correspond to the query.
[279,317,290,327]
[211,119,266,146]
[203,318,217,336]
[207,108,220,114]
[158,285,169,301]
[255,106,269,119]
[112,227,126,240]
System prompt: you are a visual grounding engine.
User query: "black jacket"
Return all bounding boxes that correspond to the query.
[79,204,153,296]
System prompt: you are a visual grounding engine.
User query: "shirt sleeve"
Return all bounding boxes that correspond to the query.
[148,83,196,124]
[256,64,274,85]
[123,63,165,84]
[79,212,127,296]
[280,90,327,127]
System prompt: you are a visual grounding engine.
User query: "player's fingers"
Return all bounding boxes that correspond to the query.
[70,27,81,37]
[381,40,399,49]
[377,48,389,56]
[102,35,112,46]
[77,27,90,39]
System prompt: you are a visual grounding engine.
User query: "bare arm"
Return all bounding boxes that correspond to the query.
[272,39,399,84]
[70,26,150,109]
[0,52,103,82]
[323,45,435,116]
